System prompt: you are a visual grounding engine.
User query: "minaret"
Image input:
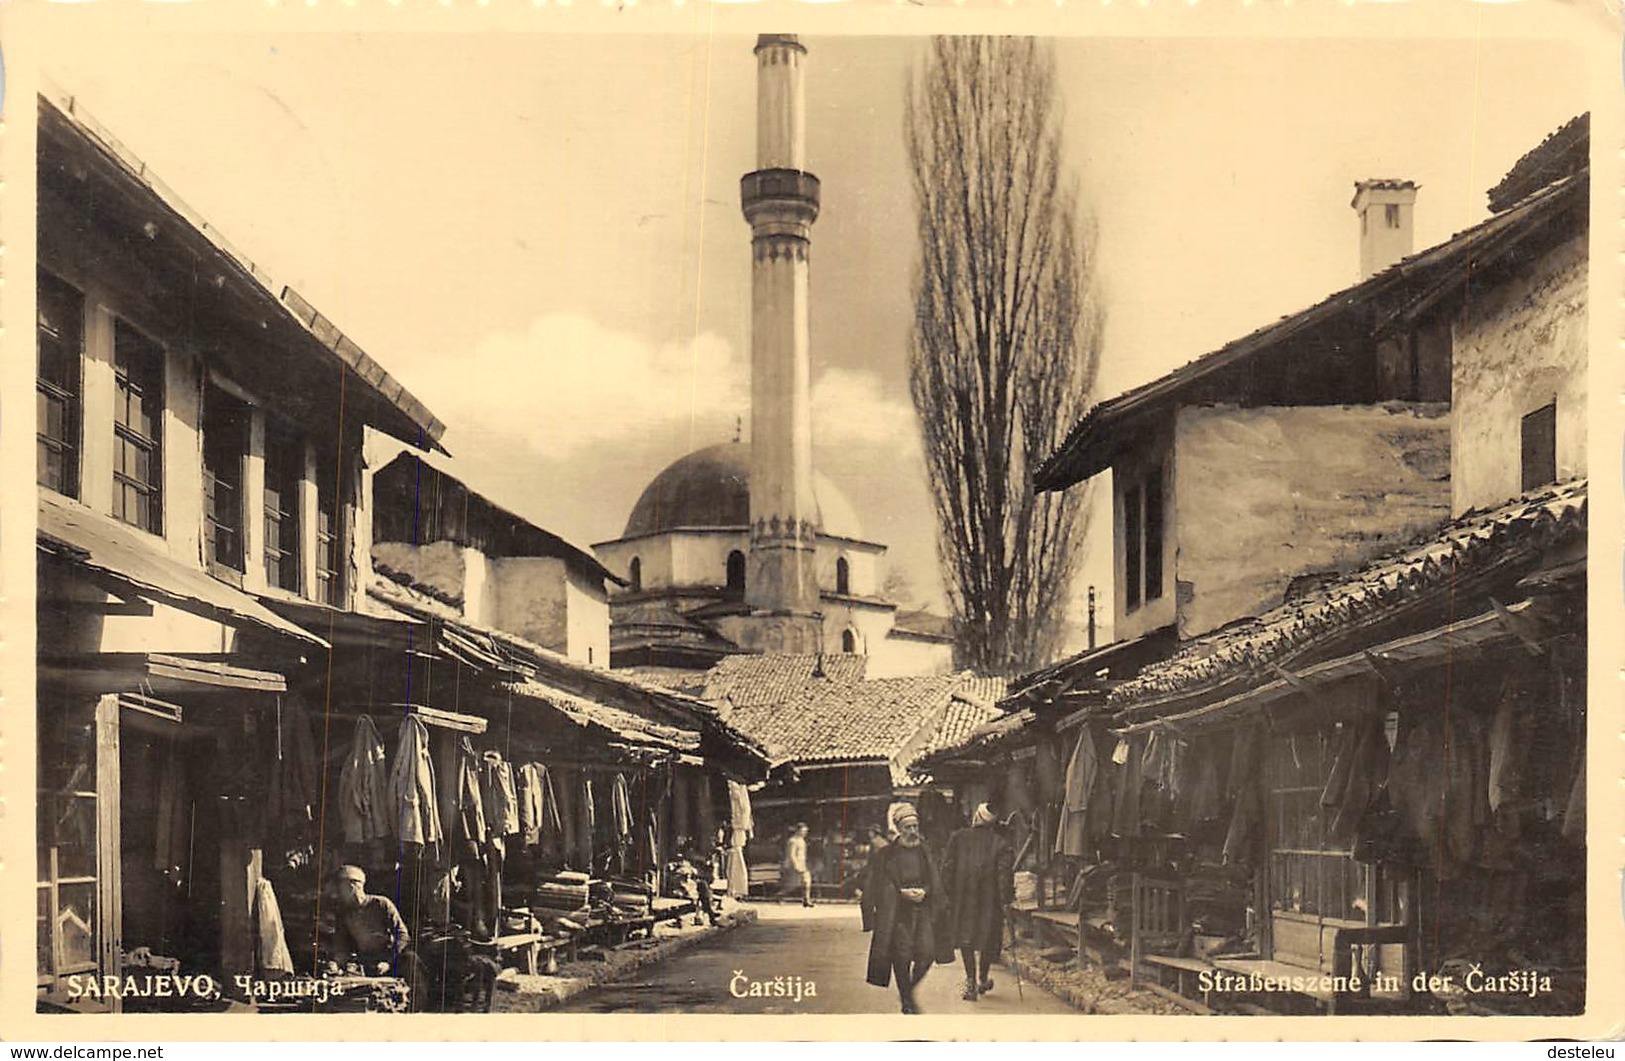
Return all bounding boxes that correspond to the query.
[740,34,823,653]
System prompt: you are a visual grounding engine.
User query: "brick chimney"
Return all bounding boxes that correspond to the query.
[1351,179,1417,280]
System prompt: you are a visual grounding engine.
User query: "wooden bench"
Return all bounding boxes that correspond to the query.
[1128,873,1185,989]
[1206,922,1411,1014]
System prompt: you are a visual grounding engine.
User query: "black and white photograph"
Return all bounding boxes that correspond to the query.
[5,0,1620,1039]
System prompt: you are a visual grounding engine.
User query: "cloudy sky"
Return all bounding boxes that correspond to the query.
[29,9,1599,647]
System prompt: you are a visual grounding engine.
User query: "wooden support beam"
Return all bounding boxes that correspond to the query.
[1489,598,1544,656]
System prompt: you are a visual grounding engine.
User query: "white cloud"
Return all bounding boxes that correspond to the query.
[811,367,920,454]
[416,314,747,460]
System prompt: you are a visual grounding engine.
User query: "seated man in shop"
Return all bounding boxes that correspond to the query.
[326,865,428,1004]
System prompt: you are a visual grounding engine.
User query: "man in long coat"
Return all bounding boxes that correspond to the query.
[941,803,1015,1000]
[860,803,956,1013]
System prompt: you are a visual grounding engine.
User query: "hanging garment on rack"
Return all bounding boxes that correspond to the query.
[612,773,633,840]
[1222,727,1261,865]
[1111,735,1145,837]
[577,774,597,871]
[267,697,322,859]
[390,716,443,847]
[1055,725,1098,858]
[1322,713,1390,848]
[554,767,579,867]
[481,751,521,837]
[253,877,295,977]
[517,763,544,846]
[539,764,564,839]
[1185,739,1223,824]
[726,829,750,898]
[338,715,392,845]
[727,779,753,835]
[456,737,487,849]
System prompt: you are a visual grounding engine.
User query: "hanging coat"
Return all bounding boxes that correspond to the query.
[612,773,634,839]
[517,763,546,846]
[254,877,295,977]
[577,775,597,871]
[390,716,442,846]
[1321,713,1390,848]
[1222,727,1261,865]
[267,697,321,859]
[338,715,391,845]
[481,752,520,837]
[554,766,579,868]
[1055,727,1097,858]
[727,779,754,835]
[455,737,487,849]
[1111,736,1145,838]
[1186,741,1223,824]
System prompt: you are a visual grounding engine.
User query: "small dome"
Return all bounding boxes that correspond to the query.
[623,442,864,540]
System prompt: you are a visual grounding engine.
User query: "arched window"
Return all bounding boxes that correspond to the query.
[726,550,746,594]
[841,629,857,653]
[836,556,851,596]
[628,556,642,592]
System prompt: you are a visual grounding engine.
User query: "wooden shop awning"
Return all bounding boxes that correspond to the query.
[39,495,325,648]
[1115,598,1545,736]
[39,651,290,696]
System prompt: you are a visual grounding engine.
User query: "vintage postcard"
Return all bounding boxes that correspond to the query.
[0,0,1620,1043]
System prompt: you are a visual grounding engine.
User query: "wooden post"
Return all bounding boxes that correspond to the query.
[94,695,123,1013]
[218,724,262,991]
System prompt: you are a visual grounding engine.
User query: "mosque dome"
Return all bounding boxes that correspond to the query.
[622,442,865,541]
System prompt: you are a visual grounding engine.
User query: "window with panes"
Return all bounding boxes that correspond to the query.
[202,384,250,574]
[113,321,164,533]
[315,451,345,606]
[38,272,84,497]
[263,425,303,592]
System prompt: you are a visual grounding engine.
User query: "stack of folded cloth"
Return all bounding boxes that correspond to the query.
[607,877,652,918]
[533,871,591,930]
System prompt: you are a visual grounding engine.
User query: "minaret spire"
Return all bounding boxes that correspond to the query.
[740,34,822,652]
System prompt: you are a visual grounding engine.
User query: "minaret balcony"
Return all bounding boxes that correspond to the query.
[741,168,821,228]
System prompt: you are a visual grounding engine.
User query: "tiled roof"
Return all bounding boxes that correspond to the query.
[724,671,1008,771]
[925,691,1006,754]
[498,680,702,753]
[1035,169,1586,490]
[614,666,710,696]
[952,676,1010,710]
[1488,113,1588,213]
[1109,480,1587,715]
[701,653,868,710]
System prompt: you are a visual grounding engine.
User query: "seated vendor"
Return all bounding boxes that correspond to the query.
[669,843,720,926]
[327,865,428,1006]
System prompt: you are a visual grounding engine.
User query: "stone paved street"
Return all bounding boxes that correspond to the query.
[556,902,1079,1015]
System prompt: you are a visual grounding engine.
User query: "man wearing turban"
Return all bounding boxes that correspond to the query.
[859,802,955,1013]
[941,803,1015,1000]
